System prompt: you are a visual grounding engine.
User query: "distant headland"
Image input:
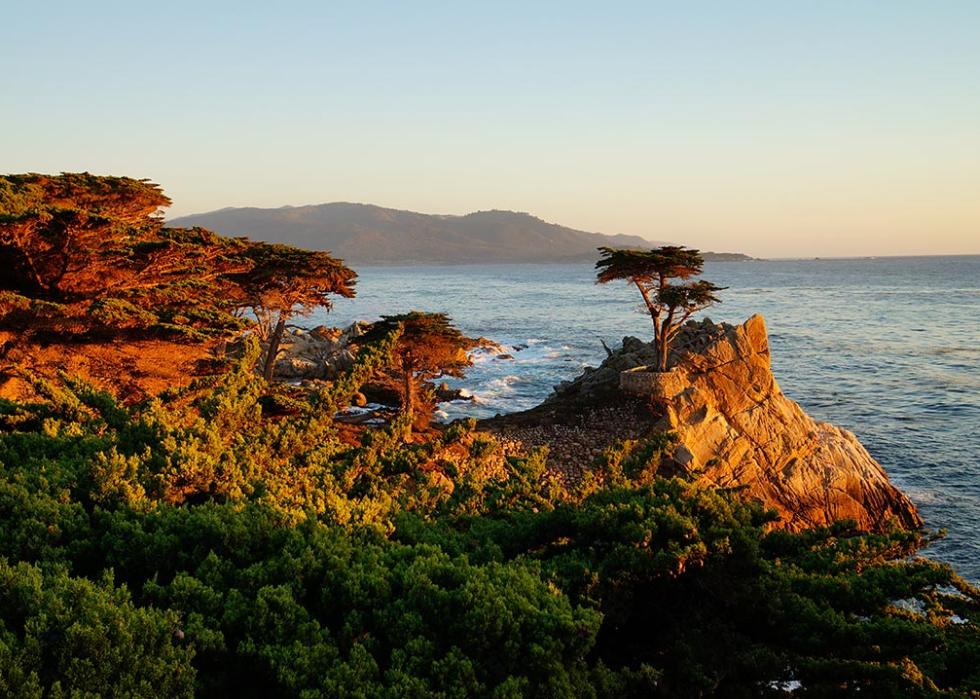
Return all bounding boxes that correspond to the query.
[168,203,751,265]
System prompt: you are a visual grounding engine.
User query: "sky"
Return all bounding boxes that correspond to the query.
[2,1,978,258]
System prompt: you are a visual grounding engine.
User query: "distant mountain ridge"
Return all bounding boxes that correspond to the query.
[168,203,750,264]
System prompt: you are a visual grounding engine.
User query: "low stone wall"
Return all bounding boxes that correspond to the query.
[619,367,685,400]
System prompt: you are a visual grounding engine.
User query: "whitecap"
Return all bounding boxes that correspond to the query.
[488,375,522,388]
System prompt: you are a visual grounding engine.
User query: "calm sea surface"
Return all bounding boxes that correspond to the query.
[310,256,980,579]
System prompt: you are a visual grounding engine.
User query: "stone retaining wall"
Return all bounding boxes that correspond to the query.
[619,367,685,399]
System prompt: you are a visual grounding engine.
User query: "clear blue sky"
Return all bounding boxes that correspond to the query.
[2,1,978,257]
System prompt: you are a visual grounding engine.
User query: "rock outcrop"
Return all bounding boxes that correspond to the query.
[550,315,922,532]
[662,315,921,531]
[267,322,370,381]
[267,323,509,406]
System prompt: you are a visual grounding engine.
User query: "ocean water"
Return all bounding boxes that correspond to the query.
[309,256,980,579]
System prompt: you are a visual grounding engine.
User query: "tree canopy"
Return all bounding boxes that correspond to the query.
[362,311,474,434]
[596,245,724,370]
[1,173,173,296]
[232,242,357,379]
[0,173,356,388]
[594,245,703,287]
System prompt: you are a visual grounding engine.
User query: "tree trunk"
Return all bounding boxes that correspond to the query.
[403,370,415,439]
[262,314,287,382]
[658,308,676,372]
[633,279,662,359]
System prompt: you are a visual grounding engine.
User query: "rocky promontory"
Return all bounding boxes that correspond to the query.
[657,315,920,531]
[266,313,921,533]
[494,315,922,533]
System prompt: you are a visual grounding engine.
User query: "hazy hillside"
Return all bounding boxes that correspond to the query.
[168,203,749,264]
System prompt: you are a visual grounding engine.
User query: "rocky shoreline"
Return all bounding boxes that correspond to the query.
[270,314,921,533]
[485,315,921,533]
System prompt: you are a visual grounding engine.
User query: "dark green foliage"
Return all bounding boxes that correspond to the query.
[0,360,979,696]
[595,245,703,286]
[0,560,195,697]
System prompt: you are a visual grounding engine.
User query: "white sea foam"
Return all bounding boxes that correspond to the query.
[487,375,522,389]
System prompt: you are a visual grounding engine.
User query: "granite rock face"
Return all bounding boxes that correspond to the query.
[264,322,370,381]
[654,315,921,531]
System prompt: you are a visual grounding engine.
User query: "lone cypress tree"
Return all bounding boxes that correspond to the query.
[596,246,724,370]
[653,279,724,370]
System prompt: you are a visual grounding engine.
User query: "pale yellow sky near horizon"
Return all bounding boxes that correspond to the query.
[155,81,980,259]
[5,3,980,258]
[158,136,980,258]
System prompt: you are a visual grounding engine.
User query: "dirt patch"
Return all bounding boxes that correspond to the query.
[482,398,661,482]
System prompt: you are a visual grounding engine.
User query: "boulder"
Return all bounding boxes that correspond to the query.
[266,322,367,381]
[620,367,685,398]
[274,356,323,380]
[340,321,371,343]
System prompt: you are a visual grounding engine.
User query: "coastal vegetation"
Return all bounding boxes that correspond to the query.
[1,174,979,697]
[232,243,357,381]
[0,173,355,400]
[0,173,254,342]
[595,246,725,370]
[361,312,475,436]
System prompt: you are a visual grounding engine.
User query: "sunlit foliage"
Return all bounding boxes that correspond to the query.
[596,246,725,370]
[362,312,475,435]
[0,173,355,351]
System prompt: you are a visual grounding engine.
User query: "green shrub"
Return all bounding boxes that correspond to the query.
[0,369,978,696]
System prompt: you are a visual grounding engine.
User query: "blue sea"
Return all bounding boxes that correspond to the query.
[310,256,980,579]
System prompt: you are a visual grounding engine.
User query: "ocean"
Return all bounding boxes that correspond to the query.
[309,255,980,579]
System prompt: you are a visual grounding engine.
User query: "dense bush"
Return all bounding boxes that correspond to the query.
[0,560,194,697]
[1,353,979,697]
